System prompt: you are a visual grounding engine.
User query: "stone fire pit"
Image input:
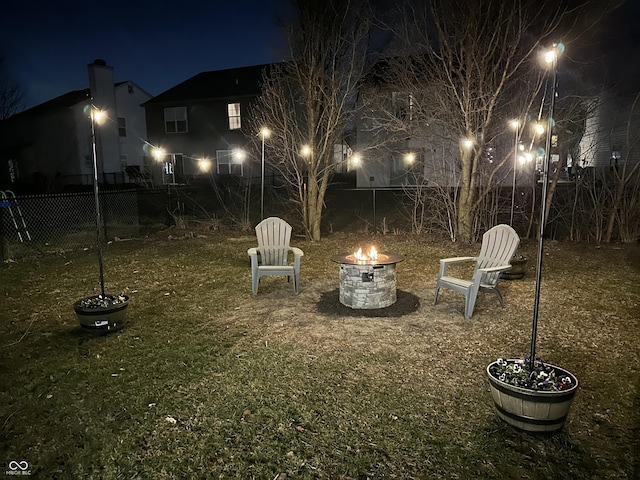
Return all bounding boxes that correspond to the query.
[331,247,404,309]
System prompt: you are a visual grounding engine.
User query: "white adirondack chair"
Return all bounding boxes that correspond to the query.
[433,224,520,318]
[247,217,304,295]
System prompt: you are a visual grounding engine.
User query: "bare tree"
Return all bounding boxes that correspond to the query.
[373,0,572,242]
[248,0,372,241]
[541,94,590,228]
[0,56,23,120]
[565,91,640,243]
[604,92,640,242]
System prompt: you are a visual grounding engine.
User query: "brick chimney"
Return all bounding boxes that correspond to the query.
[87,59,120,181]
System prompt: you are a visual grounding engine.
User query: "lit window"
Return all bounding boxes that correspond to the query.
[164,107,188,133]
[118,117,126,137]
[216,150,244,175]
[161,153,184,184]
[408,93,414,121]
[228,103,241,130]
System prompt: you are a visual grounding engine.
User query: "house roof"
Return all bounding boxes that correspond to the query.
[115,80,153,100]
[144,63,273,106]
[4,89,90,122]
[2,80,145,123]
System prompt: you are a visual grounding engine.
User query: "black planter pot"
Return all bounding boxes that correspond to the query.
[501,255,527,280]
[74,294,130,333]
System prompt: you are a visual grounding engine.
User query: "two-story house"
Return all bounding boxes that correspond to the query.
[0,60,152,192]
[142,63,272,186]
[355,86,551,191]
[579,91,640,174]
[143,62,359,188]
[354,63,462,190]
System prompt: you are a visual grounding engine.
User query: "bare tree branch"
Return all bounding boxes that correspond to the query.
[248,0,373,240]
[0,56,24,120]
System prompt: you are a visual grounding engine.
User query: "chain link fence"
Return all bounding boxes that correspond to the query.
[0,190,169,260]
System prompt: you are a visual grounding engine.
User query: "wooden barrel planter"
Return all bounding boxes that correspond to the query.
[486,360,578,433]
[74,294,130,333]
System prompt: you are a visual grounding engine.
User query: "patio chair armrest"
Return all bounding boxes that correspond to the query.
[290,247,303,271]
[472,264,512,285]
[438,256,476,277]
[247,247,259,269]
[478,264,511,274]
[440,256,476,265]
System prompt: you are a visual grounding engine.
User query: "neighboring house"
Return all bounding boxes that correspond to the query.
[0,60,152,192]
[142,64,271,186]
[578,92,640,174]
[354,81,462,189]
[353,59,596,191]
[354,85,567,190]
[143,63,356,186]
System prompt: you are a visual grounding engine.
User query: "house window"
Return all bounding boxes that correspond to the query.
[216,149,244,175]
[127,84,134,94]
[7,159,18,182]
[408,93,414,121]
[610,150,621,171]
[228,103,241,130]
[392,92,413,121]
[391,151,422,186]
[485,145,495,164]
[164,107,188,133]
[161,153,185,184]
[611,146,622,161]
[118,117,127,137]
[174,154,184,178]
[143,154,152,179]
[390,155,407,185]
[120,155,127,171]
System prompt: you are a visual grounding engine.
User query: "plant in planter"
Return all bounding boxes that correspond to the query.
[489,358,575,391]
[486,357,578,432]
[74,293,129,332]
[487,43,578,433]
[73,105,130,333]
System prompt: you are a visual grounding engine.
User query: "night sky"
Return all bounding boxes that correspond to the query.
[2,0,639,112]
[2,0,290,110]
[568,0,640,95]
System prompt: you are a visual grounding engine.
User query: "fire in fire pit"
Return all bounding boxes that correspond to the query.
[353,246,378,262]
[331,247,404,309]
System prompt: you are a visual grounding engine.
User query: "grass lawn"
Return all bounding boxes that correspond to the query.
[1,227,639,479]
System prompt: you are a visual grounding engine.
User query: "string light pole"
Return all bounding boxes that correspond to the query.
[90,105,106,297]
[73,102,130,332]
[530,43,563,366]
[509,120,520,226]
[260,127,270,219]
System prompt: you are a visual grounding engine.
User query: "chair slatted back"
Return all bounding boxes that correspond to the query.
[255,217,292,266]
[474,225,520,286]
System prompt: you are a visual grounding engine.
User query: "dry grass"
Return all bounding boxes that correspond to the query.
[1,226,639,479]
